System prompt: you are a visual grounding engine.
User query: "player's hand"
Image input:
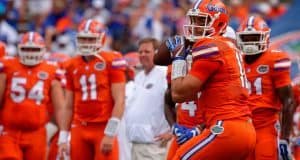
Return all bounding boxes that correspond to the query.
[166,35,189,60]
[278,139,293,160]
[100,135,114,154]
[154,131,173,147]
[57,142,70,160]
[176,127,200,145]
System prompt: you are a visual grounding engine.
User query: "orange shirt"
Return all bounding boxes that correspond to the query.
[0,57,63,130]
[244,49,291,128]
[0,42,5,58]
[64,51,126,123]
[189,36,250,126]
[167,65,204,128]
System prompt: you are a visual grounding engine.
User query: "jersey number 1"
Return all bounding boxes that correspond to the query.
[79,74,97,101]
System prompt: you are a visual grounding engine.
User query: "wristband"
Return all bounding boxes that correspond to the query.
[171,60,187,80]
[104,117,121,137]
[57,130,69,145]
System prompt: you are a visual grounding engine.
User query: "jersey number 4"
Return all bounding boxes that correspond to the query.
[11,77,44,105]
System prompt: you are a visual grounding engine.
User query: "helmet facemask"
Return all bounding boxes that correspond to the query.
[76,32,105,56]
[18,45,45,66]
[183,9,218,41]
[237,30,270,55]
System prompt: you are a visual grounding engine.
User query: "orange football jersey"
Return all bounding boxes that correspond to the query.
[64,51,126,123]
[189,36,250,126]
[166,65,204,128]
[0,42,5,58]
[0,57,64,130]
[244,49,291,128]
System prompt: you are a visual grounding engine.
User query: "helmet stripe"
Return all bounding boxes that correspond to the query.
[29,32,34,43]
[85,19,93,32]
[247,16,255,28]
[193,0,203,9]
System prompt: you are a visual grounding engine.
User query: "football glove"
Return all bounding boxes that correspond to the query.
[176,127,200,145]
[171,123,188,137]
[166,35,189,61]
[278,139,293,160]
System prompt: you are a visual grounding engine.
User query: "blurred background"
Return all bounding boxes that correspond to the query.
[0,0,299,77]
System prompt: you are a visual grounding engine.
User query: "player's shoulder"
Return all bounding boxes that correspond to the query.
[100,50,127,68]
[0,56,18,68]
[63,56,81,69]
[192,37,222,60]
[266,49,291,70]
[100,50,123,60]
[268,49,290,60]
[266,49,290,63]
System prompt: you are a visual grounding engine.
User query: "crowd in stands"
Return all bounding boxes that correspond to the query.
[0,0,289,57]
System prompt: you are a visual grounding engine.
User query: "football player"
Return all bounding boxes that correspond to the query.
[164,26,238,160]
[237,15,295,160]
[0,32,70,159]
[165,64,205,160]
[157,0,256,159]
[64,19,126,160]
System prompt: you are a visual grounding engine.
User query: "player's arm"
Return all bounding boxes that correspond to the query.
[164,86,176,126]
[277,85,296,140]
[0,59,6,108]
[0,73,6,108]
[110,82,125,120]
[51,80,73,140]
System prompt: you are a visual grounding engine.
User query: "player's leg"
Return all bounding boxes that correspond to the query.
[22,127,47,160]
[93,123,119,160]
[70,124,94,160]
[166,138,179,160]
[0,129,22,160]
[173,119,256,160]
[255,122,279,160]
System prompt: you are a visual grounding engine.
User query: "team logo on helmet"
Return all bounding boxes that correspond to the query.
[207,4,226,13]
[257,65,269,74]
[38,71,49,80]
[94,62,106,71]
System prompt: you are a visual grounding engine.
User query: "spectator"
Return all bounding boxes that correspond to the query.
[0,1,18,56]
[84,0,111,25]
[125,38,171,160]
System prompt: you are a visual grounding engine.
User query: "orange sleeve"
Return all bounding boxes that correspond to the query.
[272,52,292,88]
[272,69,291,88]
[110,57,126,83]
[189,59,222,82]
[63,61,74,90]
[54,68,66,87]
[0,42,5,58]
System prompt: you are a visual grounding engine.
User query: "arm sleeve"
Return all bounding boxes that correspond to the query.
[272,52,292,88]
[110,58,126,83]
[54,68,66,88]
[272,69,291,88]
[189,59,222,82]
